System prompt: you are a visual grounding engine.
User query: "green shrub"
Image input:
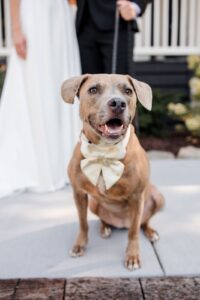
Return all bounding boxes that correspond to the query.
[138,90,185,137]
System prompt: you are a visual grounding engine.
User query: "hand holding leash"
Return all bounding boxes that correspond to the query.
[117,0,137,21]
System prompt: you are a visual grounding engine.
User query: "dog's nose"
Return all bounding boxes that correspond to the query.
[108,98,126,114]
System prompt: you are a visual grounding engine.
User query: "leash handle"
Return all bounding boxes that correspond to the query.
[111,8,120,74]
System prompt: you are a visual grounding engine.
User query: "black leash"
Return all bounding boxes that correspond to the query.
[111,8,120,74]
[111,7,140,134]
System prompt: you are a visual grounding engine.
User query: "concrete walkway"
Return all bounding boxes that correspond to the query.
[0,159,200,279]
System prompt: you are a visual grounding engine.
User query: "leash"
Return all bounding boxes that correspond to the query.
[111,7,140,134]
[127,20,140,134]
[111,8,120,74]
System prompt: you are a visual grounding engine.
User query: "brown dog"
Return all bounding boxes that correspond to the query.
[61,74,164,270]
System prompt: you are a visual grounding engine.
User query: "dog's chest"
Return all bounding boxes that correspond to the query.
[96,174,129,197]
[95,172,132,201]
[97,174,106,194]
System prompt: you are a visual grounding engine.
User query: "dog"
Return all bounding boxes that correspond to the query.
[61,74,164,270]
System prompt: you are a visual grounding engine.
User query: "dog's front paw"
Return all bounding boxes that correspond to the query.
[124,254,141,271]
[69,245,85,257]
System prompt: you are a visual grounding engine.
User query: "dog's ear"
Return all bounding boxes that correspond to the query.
[127,76,152,111]
[61,74,90,104]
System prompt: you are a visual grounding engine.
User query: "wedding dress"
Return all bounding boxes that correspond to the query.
[0,0,81,198]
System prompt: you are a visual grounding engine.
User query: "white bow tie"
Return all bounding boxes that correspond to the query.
[80,126,131,190]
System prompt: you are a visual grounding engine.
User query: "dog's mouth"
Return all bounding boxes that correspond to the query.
[97,118,125,138]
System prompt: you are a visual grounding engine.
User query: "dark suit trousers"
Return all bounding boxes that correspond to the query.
[78,20,134,75]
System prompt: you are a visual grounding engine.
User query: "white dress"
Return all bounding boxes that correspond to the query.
[0,0,81,198]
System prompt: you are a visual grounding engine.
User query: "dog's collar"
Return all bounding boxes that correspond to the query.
[80,126,131,190]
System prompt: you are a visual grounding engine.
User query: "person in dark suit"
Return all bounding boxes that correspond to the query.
[76,0,149,75]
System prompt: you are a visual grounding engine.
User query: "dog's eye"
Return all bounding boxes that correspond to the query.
[125,88,133,95]
[88,87,97,94]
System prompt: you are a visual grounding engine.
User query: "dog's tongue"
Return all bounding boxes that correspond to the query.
[99,124,123,136]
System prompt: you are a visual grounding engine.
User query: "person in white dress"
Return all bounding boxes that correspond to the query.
[0,0,81,198]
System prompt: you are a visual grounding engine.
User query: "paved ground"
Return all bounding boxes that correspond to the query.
[1,277,200,299]
[0,159,200,279]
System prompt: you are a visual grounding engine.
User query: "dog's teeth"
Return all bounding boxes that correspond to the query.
[98,124,106,133]
[104,124,109,134]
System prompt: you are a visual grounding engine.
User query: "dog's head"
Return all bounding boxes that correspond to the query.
[61,74,152,142]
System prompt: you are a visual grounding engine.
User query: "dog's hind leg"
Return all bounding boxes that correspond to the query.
[88,198,112,238]
[142,185,165,243]
[100,220,112,238]
[142,222,160,242]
